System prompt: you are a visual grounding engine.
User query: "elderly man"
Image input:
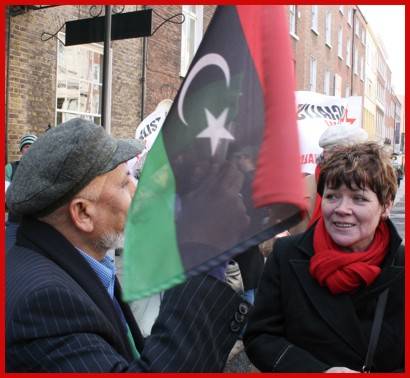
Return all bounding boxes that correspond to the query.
[6,118,250,372]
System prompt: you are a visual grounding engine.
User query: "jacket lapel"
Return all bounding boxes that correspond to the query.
[115,280,145,353]
[18,217,134,360]
[290,259,367,358]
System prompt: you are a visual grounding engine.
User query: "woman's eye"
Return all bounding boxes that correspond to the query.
[325,193,336,200]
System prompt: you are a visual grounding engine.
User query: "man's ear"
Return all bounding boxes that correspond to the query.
[68,198,96,233]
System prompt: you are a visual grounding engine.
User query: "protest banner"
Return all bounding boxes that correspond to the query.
[296,91,362,174]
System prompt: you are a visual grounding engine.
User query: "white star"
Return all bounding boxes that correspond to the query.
[196,108,235,155]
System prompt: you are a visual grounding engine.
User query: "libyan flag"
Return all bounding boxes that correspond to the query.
[123,5,306,301]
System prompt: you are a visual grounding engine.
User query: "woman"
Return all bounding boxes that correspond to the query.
[244,142,404,372]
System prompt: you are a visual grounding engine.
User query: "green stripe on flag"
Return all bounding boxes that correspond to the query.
[122,132,185,301]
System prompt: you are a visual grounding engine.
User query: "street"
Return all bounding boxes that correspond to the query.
[390,177,405,242]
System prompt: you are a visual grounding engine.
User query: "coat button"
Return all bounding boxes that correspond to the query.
[238,302,249,315]
[230,320,241,332]
[234,311,246,323]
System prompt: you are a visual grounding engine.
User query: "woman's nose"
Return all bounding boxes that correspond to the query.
[334,197,353,214]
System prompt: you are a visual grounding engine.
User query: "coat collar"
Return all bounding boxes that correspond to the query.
[17,217,142,359]
[290,218,403,358]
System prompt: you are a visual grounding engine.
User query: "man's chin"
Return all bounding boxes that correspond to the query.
[96,232,125,252]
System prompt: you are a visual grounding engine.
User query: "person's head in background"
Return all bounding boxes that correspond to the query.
[19,134,37,156]
[318,124,368,162]
[234,146,258,173]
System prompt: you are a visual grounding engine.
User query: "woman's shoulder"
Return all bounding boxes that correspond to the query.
[393,244,405,266]
[271,231,312,260]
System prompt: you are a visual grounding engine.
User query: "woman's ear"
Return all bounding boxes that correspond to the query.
[68,197,96,233]
[381,200,393,220]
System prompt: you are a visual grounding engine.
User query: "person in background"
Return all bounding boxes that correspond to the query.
[5,133,37,251]
[306,124,368,229]
[233,146,267,305]
[6,118,250,372]
[244,142,403,372]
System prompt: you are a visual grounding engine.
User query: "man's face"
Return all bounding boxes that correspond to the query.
[92,163,136,251]
[20,144,31,155]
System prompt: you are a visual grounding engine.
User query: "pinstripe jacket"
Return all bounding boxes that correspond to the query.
[6,217,251,372]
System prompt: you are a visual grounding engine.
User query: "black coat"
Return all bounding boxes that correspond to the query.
[244,219,404,372]
[6,217,250,372]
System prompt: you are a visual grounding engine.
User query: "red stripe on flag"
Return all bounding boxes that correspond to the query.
[236,5,306,211]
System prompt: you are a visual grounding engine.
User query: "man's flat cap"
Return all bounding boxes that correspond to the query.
[6,118,144,216]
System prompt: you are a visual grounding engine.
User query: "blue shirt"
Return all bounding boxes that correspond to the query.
[77,249,116,299]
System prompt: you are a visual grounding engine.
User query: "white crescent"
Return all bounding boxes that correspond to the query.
[178,53,231,126]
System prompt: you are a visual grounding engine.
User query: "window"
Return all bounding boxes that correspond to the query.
[355,20,360,37]
[354,49,359,75]
[377,81,385,104]
[324,71,331,95]
[360,56,364,80]
[366,78,373,96]
[339,5,344,14]
[346,38,351,67]
[361,28,366,44]
[345,85,351,97]
[347,8,353,26]
[334,73,342,96]
[311,5,318,33]
[337,27,343,58]
[309,56,317,92]
[56,33,103,126]
[325,11,332,46]
[289,5,297,36]
[180,5,204,77]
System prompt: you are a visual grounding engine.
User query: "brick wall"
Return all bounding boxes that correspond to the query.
[291,5,365,99]
[6,5,216,161]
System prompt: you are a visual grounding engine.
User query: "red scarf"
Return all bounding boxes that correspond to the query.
[310,217,390,294]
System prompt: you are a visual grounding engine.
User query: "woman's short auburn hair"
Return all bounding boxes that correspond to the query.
[317,142,397,206]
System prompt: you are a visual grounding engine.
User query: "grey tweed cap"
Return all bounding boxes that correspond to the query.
[6,118,144,217]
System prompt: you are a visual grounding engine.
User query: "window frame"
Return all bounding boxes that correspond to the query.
[180,5,204,77]
[309,56,317,92]
[311,5,319,34]
[55,32,104,126]
[289,5,298,38]
[325,11,332,47]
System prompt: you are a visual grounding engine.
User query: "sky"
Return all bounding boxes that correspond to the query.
[359,5,405,96]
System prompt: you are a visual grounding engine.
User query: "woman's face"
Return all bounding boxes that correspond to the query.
[322,184,392,251]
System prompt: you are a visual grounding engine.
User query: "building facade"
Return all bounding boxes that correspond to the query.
[5,5,403,162]
[289,5,366,100]
[5,5,216,162]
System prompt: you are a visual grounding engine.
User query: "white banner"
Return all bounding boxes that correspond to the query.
[127,99,172,178]
[296,91,362,174]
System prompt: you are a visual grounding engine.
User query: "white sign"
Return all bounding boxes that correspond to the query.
[128,99,173,179]
[296,91,362,174]
[135,99,172,150]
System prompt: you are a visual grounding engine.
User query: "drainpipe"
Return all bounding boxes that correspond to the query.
[101,5,112,133]
[350,7,356,95]
[140,5,147,121]
[5,8,11,162]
